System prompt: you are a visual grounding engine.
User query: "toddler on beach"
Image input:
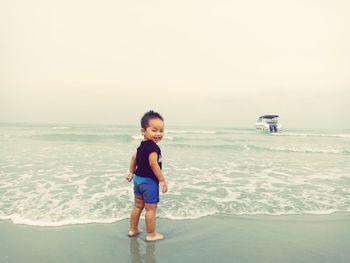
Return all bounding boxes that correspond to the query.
[126,110,168,241]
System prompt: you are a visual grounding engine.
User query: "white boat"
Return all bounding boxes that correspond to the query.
[255,115,282,132]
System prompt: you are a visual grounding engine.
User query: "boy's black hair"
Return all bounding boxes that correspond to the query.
[141,110,164,129]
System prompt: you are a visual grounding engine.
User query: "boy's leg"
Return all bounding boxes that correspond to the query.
[145,203,164,241]
[128,196,144,237]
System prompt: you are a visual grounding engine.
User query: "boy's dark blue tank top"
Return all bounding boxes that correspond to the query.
[135,140,162,182]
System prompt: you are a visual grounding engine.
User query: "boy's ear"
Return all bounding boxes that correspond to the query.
[140,128,146,135]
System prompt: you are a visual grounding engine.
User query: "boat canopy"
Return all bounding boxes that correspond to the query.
[259,115,279,119]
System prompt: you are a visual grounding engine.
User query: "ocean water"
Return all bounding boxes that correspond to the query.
[0,124,349,226]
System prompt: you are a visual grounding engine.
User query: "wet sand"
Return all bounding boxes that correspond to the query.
[1,214,349,263]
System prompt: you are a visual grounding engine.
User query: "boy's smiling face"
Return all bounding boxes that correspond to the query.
[141,118,164,143]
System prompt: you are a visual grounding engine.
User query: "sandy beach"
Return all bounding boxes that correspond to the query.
[1,213,349,263]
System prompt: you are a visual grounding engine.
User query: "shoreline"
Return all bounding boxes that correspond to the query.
[1,210,350,227]
[1,213,349,263]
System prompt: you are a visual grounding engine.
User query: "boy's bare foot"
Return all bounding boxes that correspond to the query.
[146,232,164,242]
[128,229,143,237]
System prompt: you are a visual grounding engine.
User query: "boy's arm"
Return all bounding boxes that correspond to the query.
[148,152,168,193]
[126,152,136,182]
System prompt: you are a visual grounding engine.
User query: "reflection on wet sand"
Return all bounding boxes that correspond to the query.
[130,237,156,263]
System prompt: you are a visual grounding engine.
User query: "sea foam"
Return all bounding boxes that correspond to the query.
[0,125,349,226]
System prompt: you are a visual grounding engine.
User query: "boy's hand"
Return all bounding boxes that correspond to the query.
[126,173,134,182]
[160,180,168,193]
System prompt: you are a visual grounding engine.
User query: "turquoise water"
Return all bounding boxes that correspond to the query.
[0,124,349,226]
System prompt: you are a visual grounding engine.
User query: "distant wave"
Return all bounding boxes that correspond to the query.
[275,132,350,139]
[163,143,245,151]
[164,130,350,138]
[51,126,72,130]
[166,130,216,134]
[31,133,133,142]
[249,145,349,154]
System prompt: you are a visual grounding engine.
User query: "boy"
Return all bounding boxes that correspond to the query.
[126,110,168,241]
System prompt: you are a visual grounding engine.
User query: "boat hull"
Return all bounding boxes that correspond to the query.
[255,122,282,132]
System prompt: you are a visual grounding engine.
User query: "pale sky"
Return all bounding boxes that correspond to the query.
[1,0,349,128]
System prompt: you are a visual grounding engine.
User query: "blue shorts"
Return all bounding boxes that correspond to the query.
[133,175,159,204]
